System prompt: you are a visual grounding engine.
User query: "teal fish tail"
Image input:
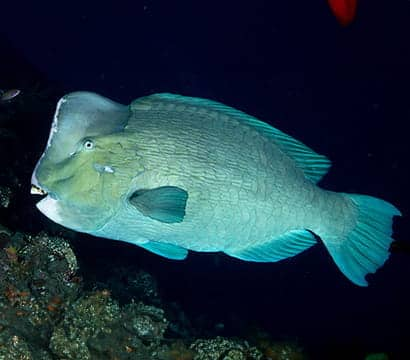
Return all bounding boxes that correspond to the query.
[321,193,401,286]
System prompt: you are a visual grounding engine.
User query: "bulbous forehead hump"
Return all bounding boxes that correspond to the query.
[44,92,130,163]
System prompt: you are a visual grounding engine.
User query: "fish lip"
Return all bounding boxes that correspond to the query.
[35,195,64,224]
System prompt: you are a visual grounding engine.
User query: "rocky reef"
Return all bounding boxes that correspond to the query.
[0,227,308,360]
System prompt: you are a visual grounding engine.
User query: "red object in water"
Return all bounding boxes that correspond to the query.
[327,0,357,26]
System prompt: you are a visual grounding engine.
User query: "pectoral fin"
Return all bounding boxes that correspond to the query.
[129,186,188,223]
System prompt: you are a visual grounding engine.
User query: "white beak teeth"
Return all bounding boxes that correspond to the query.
[31,185,47,195]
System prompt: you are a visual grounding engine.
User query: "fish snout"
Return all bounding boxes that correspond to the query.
[30,169,48,196]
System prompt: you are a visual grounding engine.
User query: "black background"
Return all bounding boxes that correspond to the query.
[1,1,409,358]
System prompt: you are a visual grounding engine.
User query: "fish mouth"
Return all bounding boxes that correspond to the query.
[30,170,60,201]
[30,173,55,202]
[31,181,63,224]
[30,184,47,196]
[30,184,58,202]
[30,170,49,199]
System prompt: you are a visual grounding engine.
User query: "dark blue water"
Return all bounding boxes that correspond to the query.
[1,1,409,358]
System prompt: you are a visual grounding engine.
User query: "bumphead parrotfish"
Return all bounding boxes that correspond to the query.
[31,92,401,286]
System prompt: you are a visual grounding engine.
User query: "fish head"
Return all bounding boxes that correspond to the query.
[31,91,131,233]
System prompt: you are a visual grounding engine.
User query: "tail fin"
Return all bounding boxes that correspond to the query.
[321,194,401,286]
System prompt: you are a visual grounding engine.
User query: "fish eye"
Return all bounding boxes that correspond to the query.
[83,139,94,150]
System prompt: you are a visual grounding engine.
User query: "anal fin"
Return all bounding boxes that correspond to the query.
[139,241,188,260]
[225,229,316,262]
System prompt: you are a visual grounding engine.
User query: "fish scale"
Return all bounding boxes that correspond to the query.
[104,99,320,250]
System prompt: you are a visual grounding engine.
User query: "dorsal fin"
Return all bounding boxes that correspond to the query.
[134,93,331,183]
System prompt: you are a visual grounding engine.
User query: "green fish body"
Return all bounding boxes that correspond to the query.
[31,92,401,286]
